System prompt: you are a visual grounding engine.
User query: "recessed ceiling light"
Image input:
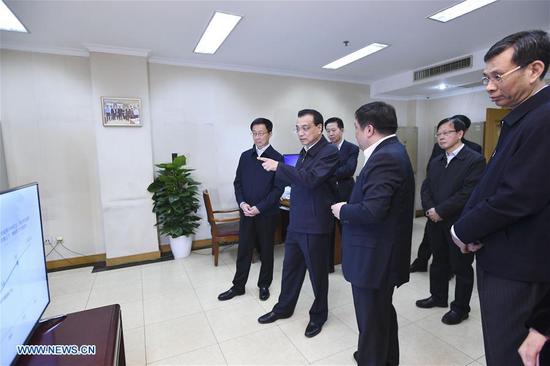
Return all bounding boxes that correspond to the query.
[322,43,388,70]
[428,0,498,23]
[438,83,448,90]
[194,11,242,54]
[0,1,28,33]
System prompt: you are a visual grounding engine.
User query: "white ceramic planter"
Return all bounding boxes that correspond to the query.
[169,235,192,258]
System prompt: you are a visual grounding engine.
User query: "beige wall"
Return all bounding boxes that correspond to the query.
[0,48,499,257]
[148,63,371,240]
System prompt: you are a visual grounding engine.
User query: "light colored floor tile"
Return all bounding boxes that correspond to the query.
[330,304,358,334]
[42,291,90,318]
[311,346,356,365]
[143,290,202,325]
[48,273,95,297]
[279,316,357,363]
[125,327,146,366]
[205,298,275,342]
[141,261,189,283]
[194,282,255,311]
[120,300,144,331]
[476,355,487,365]
[416,310,485,360]
[94,267,142,288]
[149,344,226,365]
[142,276,194,300]
[257,288,314,325]
[145,313,217,363]
[399,324,474,365]
[186,263,235,288]
[219,327,307,365]
[327,276,354,310]
[87,280,143,309]
[394,286,449,322]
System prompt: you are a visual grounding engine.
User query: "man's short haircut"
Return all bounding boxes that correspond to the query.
[355,101,398,135]
[484,30,550,79]
[325,117,344,130]
[437,117,467,133]
[298,109,324,126]
[250,117,273,133]
[451,114,471,129]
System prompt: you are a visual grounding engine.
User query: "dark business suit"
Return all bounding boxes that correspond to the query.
[454,86,550,366]
[233,145,284,291]
[330,139,360,269]
[414,139,483,265]
[526,289,550,364]
[340,136,415,366]
[421,145,485,315]
[272,136,339,324]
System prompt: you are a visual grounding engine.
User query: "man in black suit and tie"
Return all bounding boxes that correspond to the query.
[257,109,339,338]
[410,114,483,273]
[331,102,415,365]
[218,118,284,302]
[325,117,360,272]
[415,117,485,325]
[451,30,550,366]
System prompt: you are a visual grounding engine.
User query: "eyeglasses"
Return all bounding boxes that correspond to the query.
[251,131,268,137]
[481,65,522,85]
[435,130,456,138]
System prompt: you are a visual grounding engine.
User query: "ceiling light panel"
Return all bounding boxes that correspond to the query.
[194,11,242,54]
[323,43,388,70]
[428,0,498,23]
[0,1,28,33]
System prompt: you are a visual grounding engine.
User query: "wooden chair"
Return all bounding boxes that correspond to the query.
[202,189,240,266]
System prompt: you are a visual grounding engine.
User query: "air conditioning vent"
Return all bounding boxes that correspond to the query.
[414,56,472,81]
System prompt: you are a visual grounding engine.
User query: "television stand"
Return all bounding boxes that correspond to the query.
[16,304,125,366]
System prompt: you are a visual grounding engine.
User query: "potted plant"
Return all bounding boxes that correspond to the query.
[147,155,201,258]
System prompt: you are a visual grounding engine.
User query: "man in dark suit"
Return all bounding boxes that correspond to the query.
[325,117,360,272]
[331,102,415,365]
[410,114,483,273]
[257,109,339,338]
[451,30,550,366]
[415,117,486,325]
[218,118,284,302]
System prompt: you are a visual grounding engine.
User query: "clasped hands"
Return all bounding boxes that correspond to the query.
[240,202,260,217]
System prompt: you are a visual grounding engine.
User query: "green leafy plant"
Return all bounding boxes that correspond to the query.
[147,155,201,238]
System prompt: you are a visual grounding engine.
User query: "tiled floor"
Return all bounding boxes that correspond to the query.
[44,218,487,365]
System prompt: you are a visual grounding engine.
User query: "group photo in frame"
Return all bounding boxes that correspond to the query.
[101,97,142,127]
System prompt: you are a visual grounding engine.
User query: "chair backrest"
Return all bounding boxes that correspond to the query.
[202,189,215,224]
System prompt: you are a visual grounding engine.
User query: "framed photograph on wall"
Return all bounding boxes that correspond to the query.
[101,97,142,127]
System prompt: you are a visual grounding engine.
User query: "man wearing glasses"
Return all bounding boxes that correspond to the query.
[218,118,284,302]
[257,109,339,338]
[415,117,485,325]
[451,30,550,365]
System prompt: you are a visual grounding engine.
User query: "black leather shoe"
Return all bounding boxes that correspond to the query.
[217,288,244,301]
[415,296,448,308]
[409,259,428,273]
[258,311,292,324]
[441,310,469,325]
[353,351,359,363]
[304,321,323,338]
[259,287,270,301]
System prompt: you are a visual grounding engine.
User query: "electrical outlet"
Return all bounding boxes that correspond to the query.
[55,236,64,244]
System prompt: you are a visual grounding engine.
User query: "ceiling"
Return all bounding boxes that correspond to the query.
[1,0,549,98]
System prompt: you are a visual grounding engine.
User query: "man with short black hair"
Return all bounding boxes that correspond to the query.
[451,30,550,365]
[332,101,415,365]
[410,114,483,273]
[218,118,283,302]
[415,117,485,325]
[257,109,339,338]
[325,117,359,272]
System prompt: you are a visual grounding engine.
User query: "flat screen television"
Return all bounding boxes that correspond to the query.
[0,183,50,366]
[283,153,300,167]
